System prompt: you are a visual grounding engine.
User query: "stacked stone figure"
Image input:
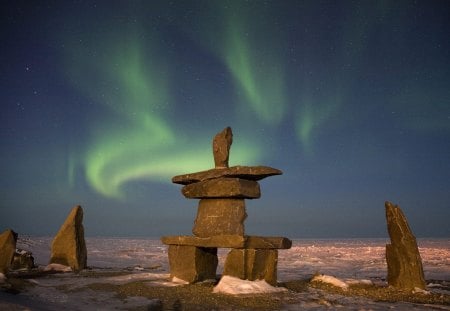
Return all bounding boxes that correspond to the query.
[162,127,291,285]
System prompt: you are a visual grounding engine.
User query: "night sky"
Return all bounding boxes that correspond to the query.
[1,1,449,238]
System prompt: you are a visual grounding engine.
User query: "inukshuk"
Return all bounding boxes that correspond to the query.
[161,127,291,285]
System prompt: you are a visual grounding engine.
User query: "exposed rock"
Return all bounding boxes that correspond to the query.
[193,199,247,237]
[182,178,260,199]
[172,165,283,185]
[167,245,218,283]
[0,229,17,274]
[50,205,87,271]
[12,249,35,270]
[213,127,233,168]
[161,235,291,249]
[223,249,278,286]
[385,201,426,290]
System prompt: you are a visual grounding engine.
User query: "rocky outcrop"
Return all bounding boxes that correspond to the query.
[385,201,426,290]
[50,205,87,271]
[12,249,35,270]
[0,229,17,274]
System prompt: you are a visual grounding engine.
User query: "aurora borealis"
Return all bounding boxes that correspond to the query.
[2,1,449,237]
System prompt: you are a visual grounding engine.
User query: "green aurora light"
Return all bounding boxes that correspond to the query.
[222,15,286,125]
[65,30,260,199]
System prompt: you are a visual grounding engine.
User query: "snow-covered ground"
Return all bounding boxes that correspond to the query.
[1,237,449,310]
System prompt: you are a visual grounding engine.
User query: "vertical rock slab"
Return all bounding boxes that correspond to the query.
[193,199,247,237]
[0,229,17,274]
[168,245,218,283]
[385,201,426,290]
[223,249,278,286]
[50,205,87,271]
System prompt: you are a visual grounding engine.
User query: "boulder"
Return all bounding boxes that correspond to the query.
[182,178,260,199]
[50,205,87,271]
[0,229,17,274]
[12,249,35,270]
[167,245,218,283]
[223,249,278,286]
[385,201,426,290]
[213,126,233,168]
[193,199,247,237]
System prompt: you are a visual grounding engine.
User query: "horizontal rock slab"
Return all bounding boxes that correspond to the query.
[182,178,260,199]
[193,199,247,237]
[245,236,292,249]
[161,235,292,249]
[172,165,282,185]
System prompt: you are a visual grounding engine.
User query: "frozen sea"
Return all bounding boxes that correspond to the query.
[1,237,449,310]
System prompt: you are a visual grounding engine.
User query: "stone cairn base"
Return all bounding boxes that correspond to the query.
[161,127,291,285]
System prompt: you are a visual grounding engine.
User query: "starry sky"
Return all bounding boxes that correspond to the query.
[1,1,449,238]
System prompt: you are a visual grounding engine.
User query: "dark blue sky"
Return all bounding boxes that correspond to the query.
[1,1,449,238]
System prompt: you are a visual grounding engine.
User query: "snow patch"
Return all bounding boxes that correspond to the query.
[44,263,72,272]
[171,277,189,285]
[345,278,374,286]
[213,276,287,295]
[105,272,170,284]
[311,274,349,290]
[413,287,430,295]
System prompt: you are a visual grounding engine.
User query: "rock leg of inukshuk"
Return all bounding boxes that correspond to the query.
[223,248,278,286]
[0,229,18,274]
[385,201,426,290]
[50,205,87,271]
[168,245,218,283]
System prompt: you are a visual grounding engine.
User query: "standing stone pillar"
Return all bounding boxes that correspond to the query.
[0,229,18,274]
[50,205,87,271]
[385,201,426,290]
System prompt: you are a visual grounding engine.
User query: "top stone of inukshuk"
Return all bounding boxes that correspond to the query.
[213,126,233,168]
